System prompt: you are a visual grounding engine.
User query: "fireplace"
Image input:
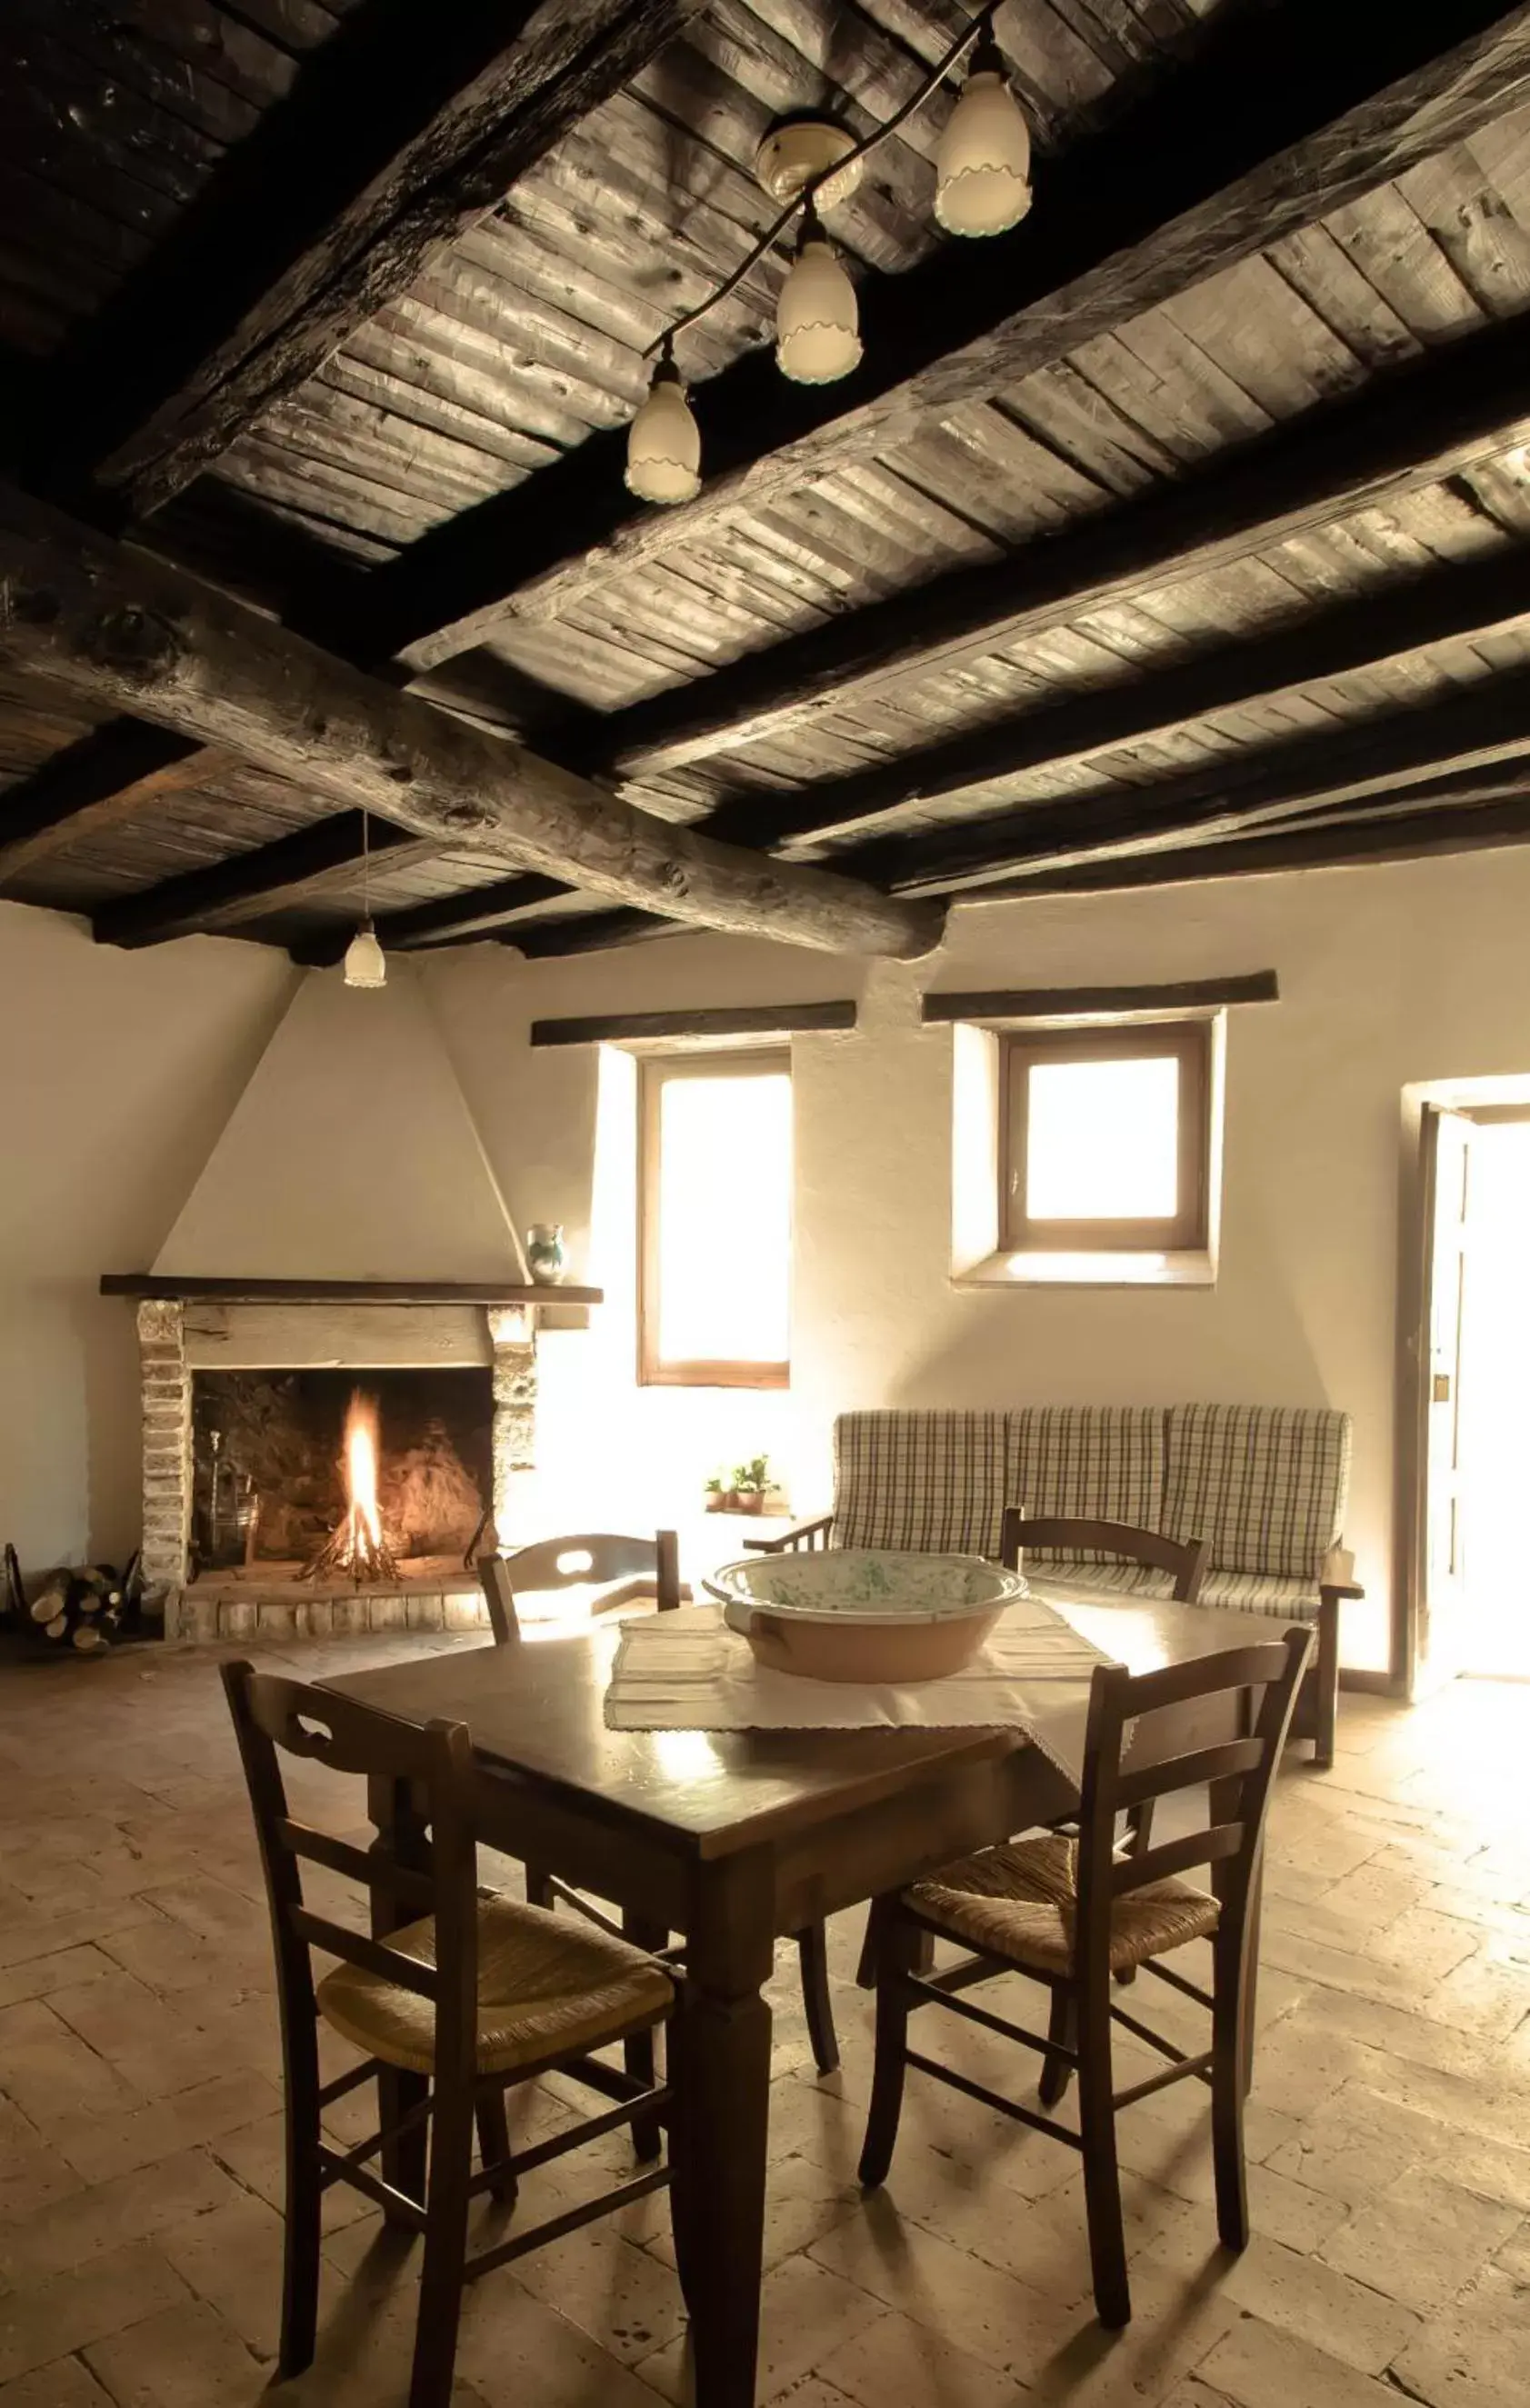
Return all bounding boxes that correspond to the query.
[133,1292,550,1640]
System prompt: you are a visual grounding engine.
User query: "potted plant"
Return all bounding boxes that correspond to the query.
[704,1472,728,1514]
[730,1456,773,1516]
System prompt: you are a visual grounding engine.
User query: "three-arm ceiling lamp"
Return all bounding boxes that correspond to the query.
[625,11,1030,505]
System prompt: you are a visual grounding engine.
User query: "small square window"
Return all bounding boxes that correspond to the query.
[1001,1022,1211,1254]
[639,1050,791,1387]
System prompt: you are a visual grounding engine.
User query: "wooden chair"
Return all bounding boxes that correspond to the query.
[222,1660,676,2408]
[856,1624,1312,2329]
[478,1534,843,2078]
[1000,1507,1209,1604]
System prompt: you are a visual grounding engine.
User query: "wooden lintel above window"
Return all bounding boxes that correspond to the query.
[922,973,1280,1025]
[101,1275,602,1306]
[529,1002,857,1048]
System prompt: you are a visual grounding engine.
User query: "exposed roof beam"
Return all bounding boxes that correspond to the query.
[503,907,681,957]
[863,666,1530,894]
[595,313,1530,784]
[0,482,942,961]
[0,720,207,884]
[965,792,1530,899]
[31,0,709,519]
[288,870,572,964]
[360,1,1530,674]
[714,546,1530,851]
[91,812,434,948]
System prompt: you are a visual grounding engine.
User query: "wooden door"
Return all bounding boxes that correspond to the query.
[1418,1107,1475,1689]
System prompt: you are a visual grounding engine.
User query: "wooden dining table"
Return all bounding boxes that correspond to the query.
[323,1590,1282,2408]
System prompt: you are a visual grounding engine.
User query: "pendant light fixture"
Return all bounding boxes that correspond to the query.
[775,204,862,385]
[343,809,386,989]
[625,338,701,504]
[934,27,1033,236]
[626,5,1028,505]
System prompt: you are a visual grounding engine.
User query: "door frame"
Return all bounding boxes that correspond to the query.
[1395,1089,1530,1699]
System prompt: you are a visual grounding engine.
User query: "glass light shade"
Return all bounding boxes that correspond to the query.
[935,70,1032,235]
[343,920,386,989]
[625,365,701,504]
[775,240,862,385]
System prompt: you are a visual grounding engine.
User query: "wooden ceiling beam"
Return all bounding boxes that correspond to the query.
[965,793,1530,899]
[501,906,681,957]
[91,811,434,949]
[715,546,1530,852]
[598,313,1530,784]
[862,665,1530,895]
[288,871,572,964]
[360,1,1530,674]
[31,0,710,520]
[0,720,208,884]
[0,483,942,961]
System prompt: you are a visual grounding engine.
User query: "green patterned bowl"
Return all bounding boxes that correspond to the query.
[704,1550,1025,1683]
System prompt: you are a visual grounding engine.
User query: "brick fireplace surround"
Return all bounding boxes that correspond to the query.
[136,1294,541,1641]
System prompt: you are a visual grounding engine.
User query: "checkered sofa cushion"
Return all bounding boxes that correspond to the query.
[1007,1407,1167,1564]
[1196,1570,1323,1624]
[834,1412,1012,1559]
[1162,1404,1351,1581]
[1019,1557,1176,1600]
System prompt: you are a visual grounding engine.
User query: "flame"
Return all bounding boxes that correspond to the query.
[345,1391,383,1552]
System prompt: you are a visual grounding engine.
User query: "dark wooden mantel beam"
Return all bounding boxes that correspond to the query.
[28,0,709,521]
[0,483,942,960]
[594,311,1530,784]
[359,1,1530,674]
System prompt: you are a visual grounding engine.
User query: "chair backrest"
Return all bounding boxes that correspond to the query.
[477,1531,681,1644]
[1000,1507,1208,1603]
[221,1660,479,2091]
[1072,1626,1312,1983]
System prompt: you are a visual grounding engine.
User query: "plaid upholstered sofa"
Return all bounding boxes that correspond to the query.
[752,1405,1360,1766]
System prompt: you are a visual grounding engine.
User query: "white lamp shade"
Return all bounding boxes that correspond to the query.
[343,921,386,989]
[625,370,701,504]
[935,70,1032,236]
[776,240,862,385]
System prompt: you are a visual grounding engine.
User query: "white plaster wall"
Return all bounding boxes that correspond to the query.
[0,902,295,1569]
[423,845,1530,1673]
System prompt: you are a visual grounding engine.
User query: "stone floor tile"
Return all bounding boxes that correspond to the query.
[155,2193,288,2360]
[0,2148,244,2284]
[807,2205,1070,2380]
[636,2252,888,2406]
[506,2225,688,2367]
[1275,1980,1495,2080]
[0,2100,84,2223]
[0,1900,162,1978]
[0,1945,122,2012]
[0,2361,115,2407]
[1387,2284,1530,2408]
[815,2306,1024,2408]
[1317,2167,1522,2313]
[452,2280,687,2408]
[1419,1948,1530,2044]
[1154,2235,1420,2376]
[0,2000,144,2126]
[1195,2314,1396,2408]
[83,2298,265,2407]
[208,2112,373,2233]
[0,2245,190,2387]
[39,2068,284,2186]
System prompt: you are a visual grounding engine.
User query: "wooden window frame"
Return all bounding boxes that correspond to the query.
[638,1048,792,1389]
[1000,1019,1212,1254]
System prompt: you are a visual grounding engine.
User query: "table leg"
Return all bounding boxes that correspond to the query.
[365,1773,431,2225]
[674,1852,775,2408]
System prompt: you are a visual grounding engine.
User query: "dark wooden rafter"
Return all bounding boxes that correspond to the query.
[862,667,1530,894]
[530,1001,858,1046]
[359,1,1530,674]
[0,483,943,960]
[595,311,1530,785]
[708,546,1530,853]
[285,872,571,964]
[91,812,435,949]
[920,974,1279,1024]
[970,792,1530,899]
[507,908,680,957]
[31,0,712,519]
[0,719,207,884]
[100,1276,601,1305]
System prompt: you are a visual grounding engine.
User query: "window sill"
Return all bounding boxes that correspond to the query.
[955,1250,1216,1291]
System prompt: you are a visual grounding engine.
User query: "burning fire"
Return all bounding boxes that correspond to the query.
[303,1389,400,1586]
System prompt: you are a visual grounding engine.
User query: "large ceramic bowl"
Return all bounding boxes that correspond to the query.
[704,1550,1026,1684]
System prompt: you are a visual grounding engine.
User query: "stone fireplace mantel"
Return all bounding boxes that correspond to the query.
[120,1276,599,1639]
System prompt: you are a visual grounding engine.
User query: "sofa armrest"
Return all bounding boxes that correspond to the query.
[1320,1580,1365,1603]
[744,1513,835,1555]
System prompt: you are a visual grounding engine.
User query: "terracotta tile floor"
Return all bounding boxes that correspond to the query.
[2,1634,1529,2408]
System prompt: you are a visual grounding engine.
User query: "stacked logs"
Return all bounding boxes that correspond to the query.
[2,1545,144,1654]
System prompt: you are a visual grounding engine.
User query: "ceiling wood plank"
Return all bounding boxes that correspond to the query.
[0,481,943,960]
[33,0,711,519]
[866,664,1530,893]
[287,870,573,963]
[588,308,1530,780]
[0,718,208,883]
[712,544,1530,848]
[505,906,681,956]
[91,810,433,947]
[359,1,1530,673]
